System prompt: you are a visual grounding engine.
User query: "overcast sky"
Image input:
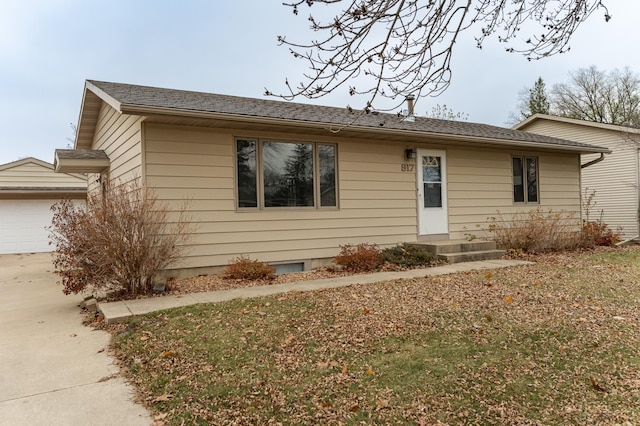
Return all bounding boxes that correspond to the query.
[1,0,638,165]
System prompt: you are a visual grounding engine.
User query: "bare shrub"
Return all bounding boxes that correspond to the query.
[222,255,276,281]
[581,221,622,247]
[335,243,384,272]
[49,178,193,298]
[581,188,622,247]
[488,208,582,253]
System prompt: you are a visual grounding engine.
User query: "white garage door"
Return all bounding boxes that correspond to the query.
[0,199,83,255]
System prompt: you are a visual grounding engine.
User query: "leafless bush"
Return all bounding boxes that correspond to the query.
[581,221,622,247]
[488,208,583,253]
[581,188,622,247]
[49,178,193,298]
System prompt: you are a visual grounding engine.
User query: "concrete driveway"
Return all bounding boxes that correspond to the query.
[0,253,151,425]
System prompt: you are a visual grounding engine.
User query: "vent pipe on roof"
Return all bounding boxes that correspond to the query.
[404,94,415,122]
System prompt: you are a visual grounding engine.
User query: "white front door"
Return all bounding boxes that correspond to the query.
[417,149,448,236]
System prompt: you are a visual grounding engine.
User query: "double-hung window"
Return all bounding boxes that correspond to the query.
[236,138,337,209]
[512,156,538,203]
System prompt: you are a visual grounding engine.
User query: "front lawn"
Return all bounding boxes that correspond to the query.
[111,249,640,425]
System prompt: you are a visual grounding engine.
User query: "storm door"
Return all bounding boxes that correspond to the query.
[417,149,448,235]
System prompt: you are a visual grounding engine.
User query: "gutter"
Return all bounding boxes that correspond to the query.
[581,153,606,169]
[0,187,87,200]
[119,104,611,155]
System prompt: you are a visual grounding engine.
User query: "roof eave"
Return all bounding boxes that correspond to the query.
[512,113,548,130]
[54,151,110,174]
[76,81,125,150]
[0,157,54,172]
[121,104,610,155]
[514,113,640,136]
[417,132,611,155]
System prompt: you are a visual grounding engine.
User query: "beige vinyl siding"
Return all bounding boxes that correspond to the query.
[88,103,144,190]
[144,123,417,270]
[144,122,585,272]
[445,147,581,239]
[523,120,639,238]
[447,147,511,236]
[0,162,85,188]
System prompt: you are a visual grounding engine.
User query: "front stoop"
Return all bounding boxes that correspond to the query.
[408,239,506,264]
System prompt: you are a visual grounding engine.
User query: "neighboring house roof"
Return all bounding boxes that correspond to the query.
[75,80,610,154]
[0,157,87,199]
[0,157,59,173]
[514,113,640,136]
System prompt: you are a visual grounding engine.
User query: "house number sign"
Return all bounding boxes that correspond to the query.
[401,163,415,172]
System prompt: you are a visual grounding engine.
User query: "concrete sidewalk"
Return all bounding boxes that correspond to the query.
[99,258,532,324]
[0,253,152,426]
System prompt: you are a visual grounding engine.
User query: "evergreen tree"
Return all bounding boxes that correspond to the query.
[507,76,550,125]
[527,77,550,116]
[269,143,314,207]
[236,140,257,207]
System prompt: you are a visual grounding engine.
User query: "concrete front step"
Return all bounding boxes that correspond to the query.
[425,240,497,254]
[407,239,505,263]
[439,249,507,264]
[408,239,498,255]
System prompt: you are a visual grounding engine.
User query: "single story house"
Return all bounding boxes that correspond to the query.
[514,114,640,240]
[55,80,609,277]
[0,157,86,254]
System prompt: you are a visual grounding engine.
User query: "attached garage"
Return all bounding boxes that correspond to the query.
[0,158,86,255]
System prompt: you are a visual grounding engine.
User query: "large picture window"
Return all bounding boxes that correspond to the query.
[512,156,538,203]
[236,138,337,209]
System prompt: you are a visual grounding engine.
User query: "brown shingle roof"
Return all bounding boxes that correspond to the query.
[55,149,109,160]
[86,80,610,153]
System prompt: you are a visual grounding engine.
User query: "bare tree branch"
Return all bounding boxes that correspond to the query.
[267,0,611,111]
[551,66,640,126]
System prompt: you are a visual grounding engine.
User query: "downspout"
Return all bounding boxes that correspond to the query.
[634,147,640,244]
[580,153,605,169]
[623,147,640,244]
[580,153,605,225]
[616,236,639,245]
[580,150,638,245]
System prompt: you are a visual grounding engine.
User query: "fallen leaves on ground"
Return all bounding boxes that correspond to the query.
[152,394,174,403]
[108,261,442,302]
[109,246,640,425]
